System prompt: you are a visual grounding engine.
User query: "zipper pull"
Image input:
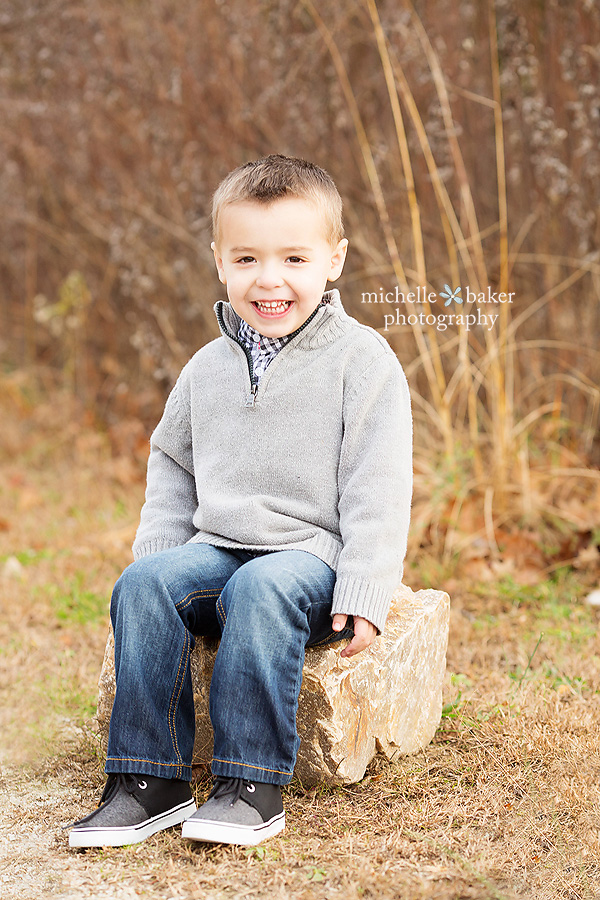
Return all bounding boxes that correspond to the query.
[245,382,258,407]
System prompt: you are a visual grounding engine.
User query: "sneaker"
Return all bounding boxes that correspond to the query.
[68,773,196,848]
[182,776,285,846]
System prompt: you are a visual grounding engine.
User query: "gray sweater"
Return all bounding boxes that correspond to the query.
[132,289,412,633]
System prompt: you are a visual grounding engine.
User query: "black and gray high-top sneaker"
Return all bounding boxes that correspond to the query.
[68,773,196,848]
[182,776,285,846]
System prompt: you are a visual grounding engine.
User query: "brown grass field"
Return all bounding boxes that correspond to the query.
[1,377,600,900]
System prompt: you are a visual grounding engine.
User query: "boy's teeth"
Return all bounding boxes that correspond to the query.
[255,301,291,313]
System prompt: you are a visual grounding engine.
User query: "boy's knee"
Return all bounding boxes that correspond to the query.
[221,555,321,625]
[226,556,292,599]
[110,555,167,625]
[117,553,171,589]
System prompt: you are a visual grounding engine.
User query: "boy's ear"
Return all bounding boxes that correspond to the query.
[211,241,227,285]
[328,238,349,283]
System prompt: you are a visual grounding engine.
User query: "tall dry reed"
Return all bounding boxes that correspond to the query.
[302,0,599,561]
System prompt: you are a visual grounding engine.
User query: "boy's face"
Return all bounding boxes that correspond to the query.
[212,197,348,338]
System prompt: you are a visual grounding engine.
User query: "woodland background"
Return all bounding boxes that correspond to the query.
[1,0,599,571]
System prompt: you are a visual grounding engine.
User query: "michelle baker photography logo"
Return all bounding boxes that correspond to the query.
[362,284,515,332]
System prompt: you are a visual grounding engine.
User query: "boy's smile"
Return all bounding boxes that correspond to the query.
[253,299,293,318]
[212,197,348,338]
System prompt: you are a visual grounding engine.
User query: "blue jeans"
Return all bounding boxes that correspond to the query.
[106,544,351,785]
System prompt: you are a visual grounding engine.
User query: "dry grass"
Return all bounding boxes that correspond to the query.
[2,377,600,900]
[0,371,145,765]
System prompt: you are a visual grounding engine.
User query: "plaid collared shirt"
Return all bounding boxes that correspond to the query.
[237,297,330,383]
[237,318,292,383]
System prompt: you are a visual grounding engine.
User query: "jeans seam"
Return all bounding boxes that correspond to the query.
[167,629,190,776]
[211,757,291,777]
[168,590,220,777]
[290,637,305,767]
[106,756,190,769]
[175,588,221,612]
[216,593,227,628]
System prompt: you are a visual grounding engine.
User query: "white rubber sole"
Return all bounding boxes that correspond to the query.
[69,798,197,848]
[182,810,285,846]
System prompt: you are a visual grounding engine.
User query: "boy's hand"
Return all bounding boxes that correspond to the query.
[332,614,377,658]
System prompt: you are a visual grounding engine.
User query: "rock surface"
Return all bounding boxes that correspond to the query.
[96,583,449,785]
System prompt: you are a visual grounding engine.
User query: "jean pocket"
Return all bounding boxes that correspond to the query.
[308,626,355,649]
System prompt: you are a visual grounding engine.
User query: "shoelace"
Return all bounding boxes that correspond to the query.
[64,773,147,830]
[209,776,255,807]
[99,773,146,806]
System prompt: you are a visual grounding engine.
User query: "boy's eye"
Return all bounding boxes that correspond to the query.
[235,256,255,264]
[287,256,305,264]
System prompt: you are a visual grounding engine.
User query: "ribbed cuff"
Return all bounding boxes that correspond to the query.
[331,574,392,634]
[132,537,183,560]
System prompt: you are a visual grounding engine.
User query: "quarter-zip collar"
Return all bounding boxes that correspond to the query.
[214,290,348,406]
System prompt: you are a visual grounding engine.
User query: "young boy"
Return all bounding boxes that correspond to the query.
[68,154,412,849]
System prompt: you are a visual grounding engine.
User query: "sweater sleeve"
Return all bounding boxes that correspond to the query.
[331,349,412,633]
[132,375,199,560]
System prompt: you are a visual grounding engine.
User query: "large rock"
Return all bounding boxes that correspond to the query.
[96,583,449,785]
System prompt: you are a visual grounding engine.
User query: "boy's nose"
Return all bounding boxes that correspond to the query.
[255,264,285,289]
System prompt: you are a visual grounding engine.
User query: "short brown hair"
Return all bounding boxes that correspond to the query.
[212,154,344,246]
